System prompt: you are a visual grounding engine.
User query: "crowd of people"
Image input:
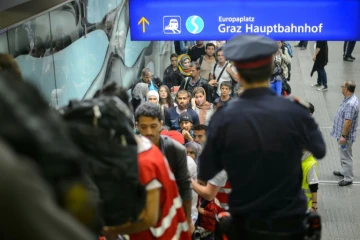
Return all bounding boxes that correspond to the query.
[0,35,357,240]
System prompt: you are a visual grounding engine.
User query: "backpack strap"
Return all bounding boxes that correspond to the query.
[215,62,229,82]
[212,63,217,79]
[198,56,204,66]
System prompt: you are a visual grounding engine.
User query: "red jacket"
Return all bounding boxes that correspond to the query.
[130,137,191,240]
[197,197,217,232]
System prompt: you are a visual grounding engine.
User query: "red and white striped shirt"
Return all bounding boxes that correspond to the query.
[130,137,191,240]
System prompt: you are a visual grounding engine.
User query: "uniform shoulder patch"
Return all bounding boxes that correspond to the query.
[286,95,310,109]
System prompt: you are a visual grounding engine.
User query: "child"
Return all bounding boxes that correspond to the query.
[213,81,232,109]
[195,182,217,240]
[302,102,319,212]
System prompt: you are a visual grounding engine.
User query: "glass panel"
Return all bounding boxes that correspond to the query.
[87,0,122,24]
[0,33,9,53]
[124,27,150,67]
[7,13,56,105]
[50,2,82,53]
[53,30,109,107]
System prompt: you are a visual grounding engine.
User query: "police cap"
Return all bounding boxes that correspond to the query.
[223,34,278,69]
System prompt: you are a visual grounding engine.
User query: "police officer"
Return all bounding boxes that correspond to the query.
[197,34,326,240]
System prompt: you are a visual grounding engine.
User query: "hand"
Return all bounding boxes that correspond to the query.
[182,130,193,141]
[339,136,346,145]
[188,221,195,235]
[312,55,316,61]
[208,79,218,87]
[191,98,196,108]
[310,207,317,212]
[102,227,119,240]
[197,206,205,215]
[226,66,232,74]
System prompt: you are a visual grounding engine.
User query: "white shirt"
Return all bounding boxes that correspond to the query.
[211,62,238,96]
[187,156,198,222]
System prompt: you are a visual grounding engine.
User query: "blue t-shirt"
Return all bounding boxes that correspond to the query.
[165,107,200,131]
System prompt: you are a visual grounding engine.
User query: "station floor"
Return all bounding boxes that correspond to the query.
[290,41,360,239]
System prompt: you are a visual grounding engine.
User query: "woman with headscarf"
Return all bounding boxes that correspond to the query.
[131,82,148,112]
[191,87,214,125]
[146,90,159,104]
[147,90,169,123]
[178,54,191,78]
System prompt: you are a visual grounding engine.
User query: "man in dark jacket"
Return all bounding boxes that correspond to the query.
[163,53,184,90]
[179,62,213,102]
[198,34,326,240]
[135,102,194,234]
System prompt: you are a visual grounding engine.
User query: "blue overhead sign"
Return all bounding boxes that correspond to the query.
[129,0,360,41]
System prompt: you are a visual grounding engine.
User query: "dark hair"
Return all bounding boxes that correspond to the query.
[141,68,151,76]
[170,53,178,59]
[193,124,208,132]
[135,102,162,122]
[189,61,201,71]
[206,43,215,50]
[220,81,232,89]
[344,80,356,93]
[159,85,174,107]
[176,89,190,99]
[308,102,315,114]
[236,63,273,84]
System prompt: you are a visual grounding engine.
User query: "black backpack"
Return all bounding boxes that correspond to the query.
[60,96,146,226]
[0,72,100,231]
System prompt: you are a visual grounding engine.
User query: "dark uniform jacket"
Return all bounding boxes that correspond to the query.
[198,88,326,220]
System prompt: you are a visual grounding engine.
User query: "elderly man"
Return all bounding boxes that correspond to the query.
[331,80,359,186]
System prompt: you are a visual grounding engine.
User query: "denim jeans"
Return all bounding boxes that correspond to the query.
[317,68,327,87]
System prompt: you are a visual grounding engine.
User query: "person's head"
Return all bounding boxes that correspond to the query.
[277,41,282,49]
[192,87,207,106]
[193,124,208,145]
[223,34,278,86]
[159,85,174,106]
[170,53,178,68]
[141,68,152,83]
[185,141,202,160]
[176,90,190,110]
[196,41,204,46]
[178,112,193,131]
[220,81,232,97]
[341,80,356,97]
[0,54,23,80]
[147,90,159,104]
[178,54,191,76]
[308,102,315,116]
[216,48,226,64]
[135,102,163,144]
[205,43,215,57]
[189,62,200,79]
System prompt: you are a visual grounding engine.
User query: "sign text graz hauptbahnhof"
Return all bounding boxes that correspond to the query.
[129,0,360,41]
